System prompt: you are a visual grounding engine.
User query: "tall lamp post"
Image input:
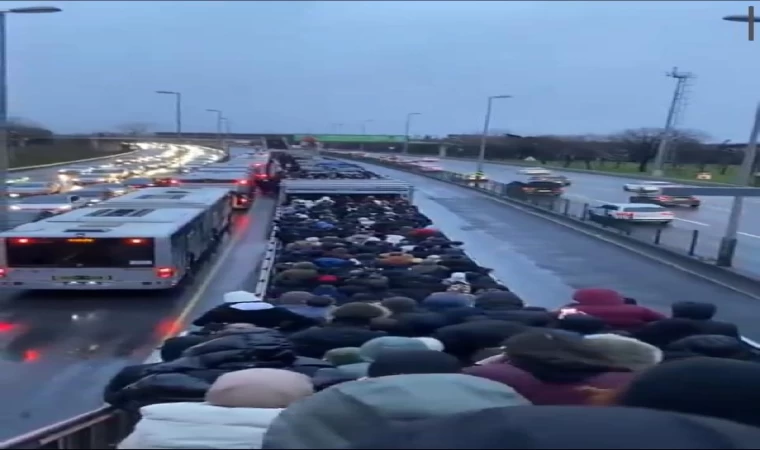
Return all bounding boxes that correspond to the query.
[716,13,760,266]
[155,90,182,141]
[476,95,512,174]
[0,6,61,231]
[360,119,373,151]
[402,112,421,155]
[206,108,224,152]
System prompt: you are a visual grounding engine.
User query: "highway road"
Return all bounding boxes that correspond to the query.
[0,147,275,439]
[428,158,760,277]
[358,162,760,340]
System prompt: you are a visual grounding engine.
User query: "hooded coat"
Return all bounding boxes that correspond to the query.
[119,369,313,449]
[192,291,319,332]
[565,288,664,331]
[261,374,530,449]
[464,330,634,405]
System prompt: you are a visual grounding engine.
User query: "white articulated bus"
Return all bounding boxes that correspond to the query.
[0,189,233,290]
[172,171,254,210]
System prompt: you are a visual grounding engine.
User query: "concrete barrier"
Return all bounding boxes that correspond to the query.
[9,149,140,172]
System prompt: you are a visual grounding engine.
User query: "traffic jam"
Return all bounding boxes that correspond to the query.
[1,143,266,231]
[346,152,704,227]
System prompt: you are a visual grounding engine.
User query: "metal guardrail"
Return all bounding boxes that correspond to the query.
[0,406,131,449]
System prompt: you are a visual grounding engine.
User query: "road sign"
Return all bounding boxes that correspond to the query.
[660,186,760,197]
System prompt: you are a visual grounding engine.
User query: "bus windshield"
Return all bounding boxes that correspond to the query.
[5,238,155,268]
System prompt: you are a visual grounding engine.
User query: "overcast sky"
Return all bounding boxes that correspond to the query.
[5,1,758,141]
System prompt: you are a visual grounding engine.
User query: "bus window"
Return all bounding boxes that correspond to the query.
[6,238,155,268]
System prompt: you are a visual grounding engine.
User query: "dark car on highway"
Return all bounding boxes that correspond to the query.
[529,174,572,186]
[123,177,158,189]
[629,193,701,208]
[506,179,564,197]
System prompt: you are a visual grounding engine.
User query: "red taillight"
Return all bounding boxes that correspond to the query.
[127,238,145,244]
[169,179,179,185]
[657,195,672,201]
[0,268,7,279]
[237,179,249,185]
[240,197,249,203]
[155,267,176,279]
[23,349,41,363]
[616,212,634,219]
[12,238,31,244]
[523,187,535,193]
[0,321,15,332]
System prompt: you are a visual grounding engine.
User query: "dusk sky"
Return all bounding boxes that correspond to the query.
[5,1,758,141]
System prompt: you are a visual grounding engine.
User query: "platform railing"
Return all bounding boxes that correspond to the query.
[0,407,135,449]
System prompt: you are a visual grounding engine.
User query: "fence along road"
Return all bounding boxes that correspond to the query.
[428,158,760,277]
[345,160,760,340]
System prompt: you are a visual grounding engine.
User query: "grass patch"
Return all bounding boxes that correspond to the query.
[9,139,132,169]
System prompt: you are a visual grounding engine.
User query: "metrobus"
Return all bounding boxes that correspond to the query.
[0,188,232,290]
[172,171,255,210]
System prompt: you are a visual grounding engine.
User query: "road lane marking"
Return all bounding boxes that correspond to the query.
[675,218,709,226]
[739,232,760,239]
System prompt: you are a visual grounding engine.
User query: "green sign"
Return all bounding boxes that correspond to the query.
[293,134,406,143]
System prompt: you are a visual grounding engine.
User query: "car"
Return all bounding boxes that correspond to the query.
[417,164,444,172]
[465,173,489,182]
[629,192,700,208]
[421,157,440,162]
[529,174,572,186]
[506,179,564,197]
[587,203,674,225]
[123,177,158,189]
[7,181,61,198]
[518,167,551,175]
[74,168,127,185]
[9,194,91,213]
[622,181,675,193]
[86,183,131,196]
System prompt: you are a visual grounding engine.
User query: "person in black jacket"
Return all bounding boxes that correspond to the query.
[192,291,319,332]
[103,328,332,411]
[288,302,389,358]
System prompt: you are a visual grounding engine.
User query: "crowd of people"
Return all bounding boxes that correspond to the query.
[102,158,760,449]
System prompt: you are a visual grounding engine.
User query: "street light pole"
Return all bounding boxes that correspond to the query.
[402,113,421,155]
[360,119,372,152]
[0,6,61,231]
[477,95,511,173]
[717,102,760,266]
[716,13,760,266]
[156,90,182,141]
[206,108,224,152]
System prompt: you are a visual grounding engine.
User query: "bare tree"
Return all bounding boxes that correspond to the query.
[117,122,154,136]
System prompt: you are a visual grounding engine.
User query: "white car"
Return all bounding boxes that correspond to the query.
[421,157,439,162]
[518,167,551,175]
[7,181,61,198]
[622,181,677,193]
[9,194,91,213]
[418,164,443,172]
[588,203,674,225]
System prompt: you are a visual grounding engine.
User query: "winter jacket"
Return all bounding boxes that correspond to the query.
[288,323,388,358]
[104,330,332,410]
[118,402,281,449]
[565,288,665,331]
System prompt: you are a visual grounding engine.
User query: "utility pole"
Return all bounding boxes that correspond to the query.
[402,112,421,155]
[651,67,695,177]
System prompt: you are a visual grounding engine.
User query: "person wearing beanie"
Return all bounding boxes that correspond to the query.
[119,368,314,449]
[583,334,663,372]
[192,291,320,332]
[288,302,388,358]
[367,350,462,378]
[617,357,760,428]
[338,336,433,378]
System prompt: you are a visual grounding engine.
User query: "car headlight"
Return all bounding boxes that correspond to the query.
[8,193,19,198]
[9,205,20,210]
[57,205,72,210]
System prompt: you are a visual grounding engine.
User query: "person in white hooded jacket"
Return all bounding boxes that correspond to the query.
[119,368,314,449]
[192,291,320,332]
